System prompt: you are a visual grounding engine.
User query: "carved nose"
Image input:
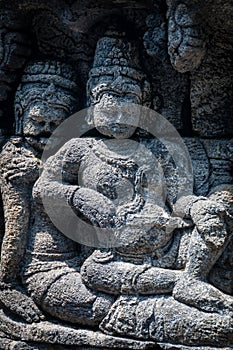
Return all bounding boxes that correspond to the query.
[116,112,124,124]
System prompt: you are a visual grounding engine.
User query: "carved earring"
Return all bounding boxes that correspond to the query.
[14,102,23,135]
[142,79,152,108]
[86,107,94,127]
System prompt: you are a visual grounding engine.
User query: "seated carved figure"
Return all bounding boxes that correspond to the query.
[0,65,114,326]
[0,60,83,323]
[32,31,233,346]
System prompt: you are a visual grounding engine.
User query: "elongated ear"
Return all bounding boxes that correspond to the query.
[86,106,94,127]
[14,101,23,135]
[142,79,152,108]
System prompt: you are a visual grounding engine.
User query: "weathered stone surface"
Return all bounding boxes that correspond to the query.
[0,1,232,349]
[0,136,6,251]
[144,4,190,132]
[166,0,206,73]
[0,309,156,349]
[159,345,233,350]
[201,139,233,189]
[0,9,31,131]
[190,41,233,137]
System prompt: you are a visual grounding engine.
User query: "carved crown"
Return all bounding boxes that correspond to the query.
[21,61,78,90]
[87,28,151,107]
[14,60,79,134]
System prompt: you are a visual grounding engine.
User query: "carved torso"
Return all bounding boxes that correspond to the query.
[32,137,187,262]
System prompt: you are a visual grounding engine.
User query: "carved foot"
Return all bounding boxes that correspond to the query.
[173,277,233,315]
[0,283,45,323]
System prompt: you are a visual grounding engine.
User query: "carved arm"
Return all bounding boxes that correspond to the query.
[34,138,118,229]
[0,138,39,282]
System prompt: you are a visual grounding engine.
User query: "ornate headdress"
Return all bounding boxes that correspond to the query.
[15,61,79,135]
[87,28,151,107]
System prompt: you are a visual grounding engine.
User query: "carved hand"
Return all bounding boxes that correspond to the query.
[2,157,40,185]
[0,140,40,185]
[71,187,117,228]
[0,283,45,323]
[190,199,229,248]
[191,199,227,221]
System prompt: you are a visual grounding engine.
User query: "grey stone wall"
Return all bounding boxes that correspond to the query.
[0,1,232,349]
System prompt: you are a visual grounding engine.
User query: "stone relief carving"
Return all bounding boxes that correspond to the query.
[32,28,233,346]
[145,0,233,136]
[166,0,206,73]
[0,60,79,322]
[0,1,232,349]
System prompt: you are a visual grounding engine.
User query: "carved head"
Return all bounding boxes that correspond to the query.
[87,29,151,138]
[14,61,79,137]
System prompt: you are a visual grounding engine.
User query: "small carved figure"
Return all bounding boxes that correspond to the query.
[0,60,79,322]
[34,29,233,345]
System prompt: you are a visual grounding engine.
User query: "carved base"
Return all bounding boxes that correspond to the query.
[159,345,233,350]
[1,337,232,350]
[0,309,155,349]
[0,340,159,350]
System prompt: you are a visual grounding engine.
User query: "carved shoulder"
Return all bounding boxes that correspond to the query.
[62,138,93,176]
[33,138,93,204]
[43,137,93,181]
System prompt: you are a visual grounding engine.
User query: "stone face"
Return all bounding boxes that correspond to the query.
[0,1,232,349]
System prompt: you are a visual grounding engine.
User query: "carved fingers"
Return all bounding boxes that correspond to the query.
[0,284,45,323]
[191,199,226,216]
[0,141,40,185]
[143,13,167,61]
[2,158,40,185]
[190,199,229,248]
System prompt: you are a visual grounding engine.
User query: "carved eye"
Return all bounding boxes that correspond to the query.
[27,113,39,122]
[49,121,56,128]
